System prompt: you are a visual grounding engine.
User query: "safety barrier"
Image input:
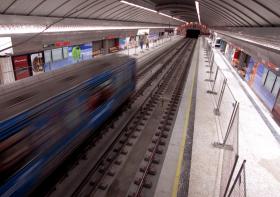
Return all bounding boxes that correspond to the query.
[206,43,238,142]
[228,160,247,197]
[205,39,246,197]
[219,103,239,197]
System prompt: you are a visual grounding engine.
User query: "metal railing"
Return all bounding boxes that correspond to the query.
[219,103,239,197]
[228,160,247,197]
[204,38,246,197]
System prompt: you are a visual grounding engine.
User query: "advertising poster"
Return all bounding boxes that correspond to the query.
[13,55,31,80]
[148,33,159,42]
[31,53,44,75]
[63,47,69,59]
[119,38,126,50]
[137,29,150,36]
[52,48,63,62]
[44,50,52,63]
[68,43,93,61]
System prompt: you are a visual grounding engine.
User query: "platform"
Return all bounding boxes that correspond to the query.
[155,37,280,197]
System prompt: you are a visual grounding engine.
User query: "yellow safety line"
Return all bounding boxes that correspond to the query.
[172,44,198,197]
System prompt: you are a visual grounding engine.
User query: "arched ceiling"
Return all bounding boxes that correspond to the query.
[0,0,182,27]
[0,0,279,30]
[198,0,280,27]
[126,0,280,27]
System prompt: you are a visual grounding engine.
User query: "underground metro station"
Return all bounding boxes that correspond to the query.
[0,0,280,196]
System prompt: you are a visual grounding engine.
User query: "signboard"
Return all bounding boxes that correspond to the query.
[52,48,63,61]
[106,35,116,39]
[13,55,31,80]
[119,38,126,50]
[137,29,150,35]
[55,41,71,47]
[44,50,52,63]
[30,53,44,75]
[43,41,71,49]
[63,47,69,59]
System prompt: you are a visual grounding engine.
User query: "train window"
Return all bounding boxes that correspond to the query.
[115,70,126,88]
[261,67,268,85]
[272,77,280,97]
[87,79,113,112]
[264,71,276,92]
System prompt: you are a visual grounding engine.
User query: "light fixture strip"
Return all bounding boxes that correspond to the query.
[195,1,201,24]
[0,25,177,35]
[120,0,157,13]
[120,0,186,23]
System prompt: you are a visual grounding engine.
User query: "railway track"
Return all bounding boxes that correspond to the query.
[94,39,195,197]
[135,38,182,79]
[33,38,195,197]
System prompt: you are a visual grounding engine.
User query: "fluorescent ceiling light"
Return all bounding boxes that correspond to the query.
[0,25,176,35]
[159,12,173,18]
[195,1,201,25]
[120,0,157,13]
[120,0,186,23]
[159,12,185,23]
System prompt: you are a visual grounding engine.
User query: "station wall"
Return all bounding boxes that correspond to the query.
[217,36,280,114]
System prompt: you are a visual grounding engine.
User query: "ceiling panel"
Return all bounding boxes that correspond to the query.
[0,0,182,27]
[0,0,15,13]
[1,0,279,28]
[29,0,69,16]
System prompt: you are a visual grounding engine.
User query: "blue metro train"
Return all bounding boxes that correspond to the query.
[0,54,136,196]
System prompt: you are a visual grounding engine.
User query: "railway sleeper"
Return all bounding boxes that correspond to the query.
[120,148,128,155]
[156,147,164,154]
[114,158,122,165]
[98,183,108,190]
[143,179,153,189]
[152,157,160,164]
[107,169,115,177]
[148,166,157,175]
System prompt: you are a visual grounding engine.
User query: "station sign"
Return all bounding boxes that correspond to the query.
[106,35,117,39]
[137,29,150,35]
[55,41,71,47]
[43,41,71,49]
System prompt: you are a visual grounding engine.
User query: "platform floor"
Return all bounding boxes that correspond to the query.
[155,37,280,197]
[118,37,179,61]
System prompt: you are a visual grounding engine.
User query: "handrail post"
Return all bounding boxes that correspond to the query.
[214,78,227,116]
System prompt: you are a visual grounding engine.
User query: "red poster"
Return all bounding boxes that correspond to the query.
[13,55,31,80]
[233,50,240,59]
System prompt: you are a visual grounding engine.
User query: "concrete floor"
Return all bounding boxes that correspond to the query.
[155,36,280,197]
[211,43,280,197]
[154,38,200,197]
[187,38,222,197]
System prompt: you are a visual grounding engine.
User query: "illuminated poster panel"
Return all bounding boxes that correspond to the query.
[13,55,31,80]
[30,52,44,75]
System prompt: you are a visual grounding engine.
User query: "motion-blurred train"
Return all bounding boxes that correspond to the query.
[0,54,136,196]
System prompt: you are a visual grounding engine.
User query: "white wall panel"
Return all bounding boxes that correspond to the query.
[0,57,15,84]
